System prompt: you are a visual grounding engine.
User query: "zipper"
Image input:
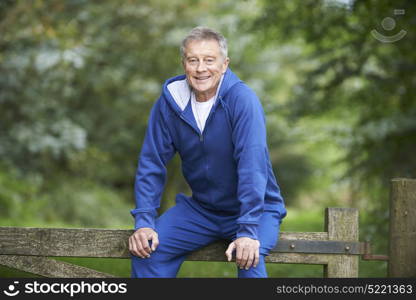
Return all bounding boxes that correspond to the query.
[177,96,222,142]
[199,98,223,206]
[178,114,202,139]
[181,97,222,207]
[198,96,222,142]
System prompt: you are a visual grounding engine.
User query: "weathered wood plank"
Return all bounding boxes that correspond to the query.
[0,255,114,278]
[324,208,359,278]
[187,241,228,261]
[266,253,330,265]
[388,178,416,277]
[0,227,132,258]
[280,232,328,241]
[0,227,329,258]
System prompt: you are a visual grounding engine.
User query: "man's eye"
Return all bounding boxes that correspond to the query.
[188,59,197,64]
[205,59,215,64]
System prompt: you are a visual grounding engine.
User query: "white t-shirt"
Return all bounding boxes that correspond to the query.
[191,93,215,132]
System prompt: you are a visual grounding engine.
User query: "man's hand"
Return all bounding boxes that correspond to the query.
[225,237,260,270]
[129,227,159,258]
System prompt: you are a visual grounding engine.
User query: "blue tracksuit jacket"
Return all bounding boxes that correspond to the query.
[130,68,286,241]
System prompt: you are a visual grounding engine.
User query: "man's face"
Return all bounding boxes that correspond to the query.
[183,39,229,101]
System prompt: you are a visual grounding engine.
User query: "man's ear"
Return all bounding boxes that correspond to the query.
[223,57,230,73]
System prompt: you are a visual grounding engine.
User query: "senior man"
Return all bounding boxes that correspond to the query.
[129,26,286,278]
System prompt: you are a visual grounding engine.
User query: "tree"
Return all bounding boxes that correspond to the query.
[256,0,416,251]
[1,0,313,225]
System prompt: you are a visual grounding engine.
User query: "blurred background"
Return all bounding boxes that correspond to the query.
[0,0,415,277]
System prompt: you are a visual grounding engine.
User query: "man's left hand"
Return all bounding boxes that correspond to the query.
[225,237,260,270]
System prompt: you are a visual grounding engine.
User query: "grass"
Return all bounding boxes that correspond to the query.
[0,207,386,278]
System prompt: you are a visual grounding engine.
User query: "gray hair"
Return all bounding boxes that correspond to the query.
[180,26,228,60]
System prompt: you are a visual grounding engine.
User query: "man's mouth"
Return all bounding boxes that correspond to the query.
[195,76,211,82]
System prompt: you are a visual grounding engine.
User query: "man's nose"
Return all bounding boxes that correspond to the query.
[196,61,207,72]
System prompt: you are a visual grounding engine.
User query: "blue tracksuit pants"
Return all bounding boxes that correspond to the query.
[131,195,281,278]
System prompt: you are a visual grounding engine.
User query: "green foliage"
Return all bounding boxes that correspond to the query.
[0,0,310,222]
[256,0,416,254]
[41,178,132,228]
[258,0,416,190]
[0,164,131,228]
[0,0,411,277]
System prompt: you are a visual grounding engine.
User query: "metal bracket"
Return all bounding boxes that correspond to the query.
[271,239,389,261]
[271,240,362,255]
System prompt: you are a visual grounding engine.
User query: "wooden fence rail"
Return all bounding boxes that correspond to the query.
[0,207,361,278]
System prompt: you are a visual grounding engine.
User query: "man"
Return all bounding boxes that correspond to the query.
[129,26,286,278]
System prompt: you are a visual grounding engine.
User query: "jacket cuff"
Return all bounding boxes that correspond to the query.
[130,210,156,231]
[236,223,259,240]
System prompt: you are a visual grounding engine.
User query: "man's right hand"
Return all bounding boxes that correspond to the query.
[128,227,159,258]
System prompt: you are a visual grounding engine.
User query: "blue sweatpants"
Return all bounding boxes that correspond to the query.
[131,195,281,278]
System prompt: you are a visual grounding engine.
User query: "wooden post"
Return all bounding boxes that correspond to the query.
[324,208,359,277]
[388,178,416,277]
